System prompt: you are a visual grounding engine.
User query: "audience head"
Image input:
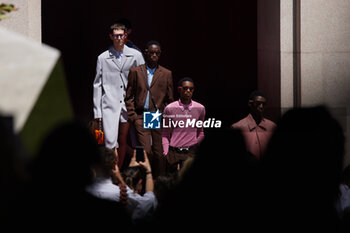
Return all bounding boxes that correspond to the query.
[260,106,345,231]
[123,166,143,194]
[154,174,176,204]
[31,121,100,191]
[263,106,344,193]
[93,146,117,178]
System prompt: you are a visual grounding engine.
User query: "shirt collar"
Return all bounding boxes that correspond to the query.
[110,46,123,58]
[247,113,267,131]
[146,65,157,75]
[178,99,193,111]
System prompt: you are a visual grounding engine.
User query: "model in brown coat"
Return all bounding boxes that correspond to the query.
[125,40,174,177]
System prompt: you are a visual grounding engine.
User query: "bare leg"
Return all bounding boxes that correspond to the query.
[117,122,130,169]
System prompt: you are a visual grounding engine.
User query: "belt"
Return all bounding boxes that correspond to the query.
[169,145,197,153]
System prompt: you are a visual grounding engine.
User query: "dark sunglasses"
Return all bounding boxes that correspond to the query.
[254,101,266,106]
[112,34,125,39]
[182,87,194,91]
[148,51,161,56]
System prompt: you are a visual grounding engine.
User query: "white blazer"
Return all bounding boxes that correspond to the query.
[93,45,145,148]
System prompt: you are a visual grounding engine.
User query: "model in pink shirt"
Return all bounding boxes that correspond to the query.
[231,91,276,159]
[162,77,205,173]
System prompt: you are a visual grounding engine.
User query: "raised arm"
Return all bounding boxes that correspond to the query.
[138,150,154,193]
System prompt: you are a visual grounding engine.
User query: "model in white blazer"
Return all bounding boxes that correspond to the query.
[93,44,144,149]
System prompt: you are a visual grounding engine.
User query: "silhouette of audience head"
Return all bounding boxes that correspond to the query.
[154,174,176,207]
[261,105,345,231]
[263,106,344,195]
[26,121,133,230]
[31,121,100,191]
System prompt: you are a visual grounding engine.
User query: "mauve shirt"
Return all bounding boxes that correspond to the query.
[162,100,205,155]
[231,114,276,159]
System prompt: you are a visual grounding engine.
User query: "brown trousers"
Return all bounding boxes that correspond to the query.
[134,118,166,178]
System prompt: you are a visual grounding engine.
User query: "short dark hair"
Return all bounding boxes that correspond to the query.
[123,166,143,191]
[97,146,117,172]
[178,77,194,87]
[249,90,265,101]
[145,40,161,51]
[109,23,126,34]
[116,18,132,30]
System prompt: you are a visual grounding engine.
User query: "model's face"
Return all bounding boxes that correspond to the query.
[145,44,161,64]
[249,96,266,115]
[179,81,194,101]
[110,29,125,46]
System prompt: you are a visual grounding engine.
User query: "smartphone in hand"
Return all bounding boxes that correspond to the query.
[135,146,144,162]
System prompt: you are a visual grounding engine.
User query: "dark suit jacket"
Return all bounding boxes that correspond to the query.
[125,64,174,122]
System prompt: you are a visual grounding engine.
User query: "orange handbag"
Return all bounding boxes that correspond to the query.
[94,120,104,145]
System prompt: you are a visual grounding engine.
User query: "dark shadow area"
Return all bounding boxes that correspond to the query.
[260,106,346,232]
[150,127,260,231]
[20,121,132,230]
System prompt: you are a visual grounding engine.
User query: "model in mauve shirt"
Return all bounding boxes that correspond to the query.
[162,77,205,155]
[231,91,276,159]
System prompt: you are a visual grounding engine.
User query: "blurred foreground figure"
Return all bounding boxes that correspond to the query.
[24,122,131,230]
[260,106,345,232]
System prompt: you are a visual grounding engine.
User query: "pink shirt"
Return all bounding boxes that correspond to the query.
[231,114,276,159]
[162,100,205,155]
